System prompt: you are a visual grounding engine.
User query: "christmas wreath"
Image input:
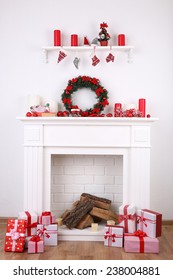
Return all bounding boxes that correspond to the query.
[61,75,109,116]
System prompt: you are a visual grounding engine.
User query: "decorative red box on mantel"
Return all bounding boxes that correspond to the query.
[4,219,26,252]
[38,211,56,226]
[136,209,162,238]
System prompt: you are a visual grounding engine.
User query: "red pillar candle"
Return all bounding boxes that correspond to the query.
[54,30,61,46]
[114,103,122,117]
[118,34,125,46]
[71,34,78,46]
[138,98,146,117]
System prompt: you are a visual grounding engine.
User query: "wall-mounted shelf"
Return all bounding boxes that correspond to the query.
[42,45,134,63]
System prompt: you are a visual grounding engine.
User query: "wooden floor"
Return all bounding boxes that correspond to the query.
[0,223,173,260]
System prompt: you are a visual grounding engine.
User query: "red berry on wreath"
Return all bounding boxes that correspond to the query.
[26,112,32,117]
[62,111,69,117]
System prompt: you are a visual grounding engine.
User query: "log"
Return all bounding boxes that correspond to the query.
[62,199,94,229]
[90,207,119,223]
[76,214,94,229]
[80,193,111,210]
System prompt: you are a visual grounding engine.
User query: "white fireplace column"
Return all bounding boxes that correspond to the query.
[17,117,158,215]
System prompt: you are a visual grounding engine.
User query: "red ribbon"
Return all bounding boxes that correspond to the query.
[37,227,50,239]
[25,211,31,236]
[40,212,52,224]
[119,205,136,232]
[30,235,41,253]
[104,227,123,246]
[125,230,147,253]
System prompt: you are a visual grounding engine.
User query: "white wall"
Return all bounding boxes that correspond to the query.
[0,0,173,219]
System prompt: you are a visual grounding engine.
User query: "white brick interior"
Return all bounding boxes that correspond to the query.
[51,155,123,217]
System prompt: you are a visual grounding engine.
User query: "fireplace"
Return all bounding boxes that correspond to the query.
[17,117,158,240]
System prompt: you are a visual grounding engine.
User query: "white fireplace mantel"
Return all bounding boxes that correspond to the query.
[17,117,158,225]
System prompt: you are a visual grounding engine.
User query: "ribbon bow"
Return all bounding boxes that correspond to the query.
[37,228,50,239]
[8,229,20,240]
[42,211,51,216]
[136,216,148,227]
[134,230,147,238]
[104,231,116,242]
[30,235,41,242]
[27,222,38,229]
[118,214,136,223]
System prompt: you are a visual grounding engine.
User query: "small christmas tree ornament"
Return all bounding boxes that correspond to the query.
[57,50,67,63]
[73,57,80,69]
[84,36,90,46]
[98,22,111,46]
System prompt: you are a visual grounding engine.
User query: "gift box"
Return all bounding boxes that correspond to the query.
[28,235,44,253]
[104,225,124,247]
[37,224,58,246]
[38,211,56,226]
[124,230,159,253]
[136,209,162,238]
[118,204,136,233]
[18,210,38,236]
[4,219,26,252]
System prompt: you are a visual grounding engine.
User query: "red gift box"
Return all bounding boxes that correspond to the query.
[124,230,159,253]
[18,210,38,236]
[4,219,26,252]
[38,211,56,226]
[28,235,44,253]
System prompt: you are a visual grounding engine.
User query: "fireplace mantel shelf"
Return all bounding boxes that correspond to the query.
[17,117,158,126]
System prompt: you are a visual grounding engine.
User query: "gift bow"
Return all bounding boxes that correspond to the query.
[136,216,148,227]
[37,228,50,239]
[30,235,41,242]
[27,222,38,229]
[104,231,116,242]
[8,229,20,240]
[134,230,147,238]
[118,213,136,223]
[42,211,51,216]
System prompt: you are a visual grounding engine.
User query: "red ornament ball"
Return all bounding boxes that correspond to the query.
[26,112,32,117]
[147,114,151,118]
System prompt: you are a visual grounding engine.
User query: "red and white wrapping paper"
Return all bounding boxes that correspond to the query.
[136,209,162,238]
[38,211,56,226]
[18,210,37,236]
[118,204,136,233]
[4,219,26,252]
[37,224,58,246]
[104,225,124,247]
[124,230,159,253]
[28,235,44,254]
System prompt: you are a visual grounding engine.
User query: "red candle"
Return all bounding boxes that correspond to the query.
[71,34,78,46]
[54,30,61,46]
[138,98,146,117]
[114,103,122,117]
[118,34,125,46]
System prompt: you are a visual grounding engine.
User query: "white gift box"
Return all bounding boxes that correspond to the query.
[37,224,58,246]
[118,204,136,233]
[104,225,124,247]
[18,211,37,237]
[136,209,162,238]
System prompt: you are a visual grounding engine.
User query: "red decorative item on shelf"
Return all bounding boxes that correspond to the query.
[54,30,61,46]
[106,53,115,63]
[114,103,122,117]
[138,98,146,117]
[118,34,125,46]
[71,34,78,46]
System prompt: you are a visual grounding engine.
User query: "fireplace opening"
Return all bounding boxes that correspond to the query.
[50,155,123,240]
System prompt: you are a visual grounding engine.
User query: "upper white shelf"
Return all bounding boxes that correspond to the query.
[42,45,134,63]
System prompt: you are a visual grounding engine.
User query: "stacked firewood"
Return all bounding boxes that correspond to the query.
[61,193,118,229]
